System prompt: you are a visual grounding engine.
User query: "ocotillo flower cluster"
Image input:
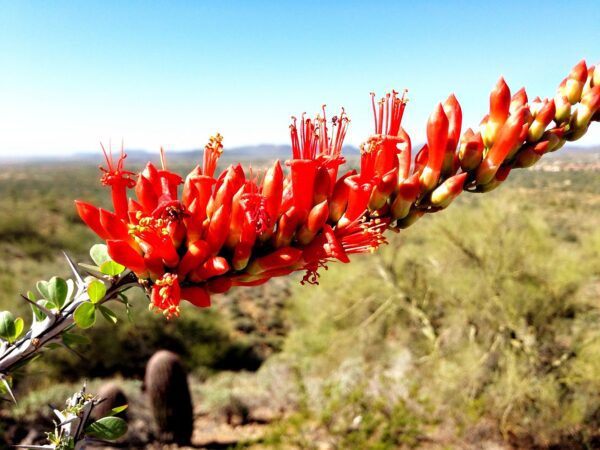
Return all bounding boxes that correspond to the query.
[76,60,600,319]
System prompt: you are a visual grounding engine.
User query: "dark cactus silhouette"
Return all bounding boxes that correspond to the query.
[92,382,128,421]
[144,350,194,444]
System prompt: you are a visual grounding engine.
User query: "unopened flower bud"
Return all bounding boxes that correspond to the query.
[560,60,587,104]
[483,77,511,147]
[395,209,424,229]
[419,103,449,191]
[554,95,571,123]
[430,173,467,209]
[527,99,556,142]
[514,141,549,168]
[458,129,484,171]
[391,173,420,220]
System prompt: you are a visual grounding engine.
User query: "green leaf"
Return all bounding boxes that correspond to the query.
[100,260,125,276]
[79,263,104,276]
[85,416,128,440]
[36,280,50,300]
[90,244,110,266]
[47,277,68,309]
[87,280,107,304]
[74,303,96,329]
[63,332,90,347]
[13,318,24,341]
[28,291,45,321]
[99,305,118,324]
[109,404,128,415]
[30,304,44,321]
[0,311,16,342]
[39,299,57,312]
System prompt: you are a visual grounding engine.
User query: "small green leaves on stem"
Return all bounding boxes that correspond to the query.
[87,280,107,304]
[98,305,118,324]
[0,311,24,344]
[100,260,126,276]
[85,416,128,440]
[89,244,126,276]
[90,243,111,266]
[74,303,96,329]
[109,404,128,416]
[36,277,71,310]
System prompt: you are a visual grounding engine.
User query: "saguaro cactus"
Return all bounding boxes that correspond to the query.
[92,382,128,421]
[144,350,194,444]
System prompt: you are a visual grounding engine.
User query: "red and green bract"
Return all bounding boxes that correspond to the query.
[76,60,600,318]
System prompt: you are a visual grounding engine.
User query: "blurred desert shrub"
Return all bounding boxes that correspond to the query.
[281,176,600,447]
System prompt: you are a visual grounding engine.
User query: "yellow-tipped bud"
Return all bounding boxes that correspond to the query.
[554,95,571,123]
[395,209,424,229]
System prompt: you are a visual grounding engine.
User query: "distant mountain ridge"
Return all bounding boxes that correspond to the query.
[0,143,598,164]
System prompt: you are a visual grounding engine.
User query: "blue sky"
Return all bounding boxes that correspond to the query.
[1,1,599,156]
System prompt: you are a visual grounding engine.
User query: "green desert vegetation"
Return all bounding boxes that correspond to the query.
[0,159,599,448]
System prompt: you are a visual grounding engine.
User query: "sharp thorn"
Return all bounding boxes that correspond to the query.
[13,445,54,449]
[63,251,84,284]
[19,294,55,320]
[57,416,78,427]
[61,343,88,362]
[1,377,17,404]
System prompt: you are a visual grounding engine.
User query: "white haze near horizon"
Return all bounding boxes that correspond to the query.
[1,125,599,159]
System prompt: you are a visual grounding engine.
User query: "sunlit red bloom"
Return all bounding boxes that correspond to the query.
[75,60,598,317]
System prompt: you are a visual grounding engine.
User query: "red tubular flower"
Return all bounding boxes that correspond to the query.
[288,115,319,218]
[99,144,136,220]
[338,174,374,228]
[205,204,231,254]
[313,167,331,205]
[247,247,303,276]
[366,91,409,199]
[135,174,159,213]
[107,239,147,275]
[316,106,349,188]
[75,201,111,240]
[419,103,449,191]
[181,287,211,307]
[190,256,230,281]
[177,240,210,277]
[99,209,131,242]
[328,170,354,222]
